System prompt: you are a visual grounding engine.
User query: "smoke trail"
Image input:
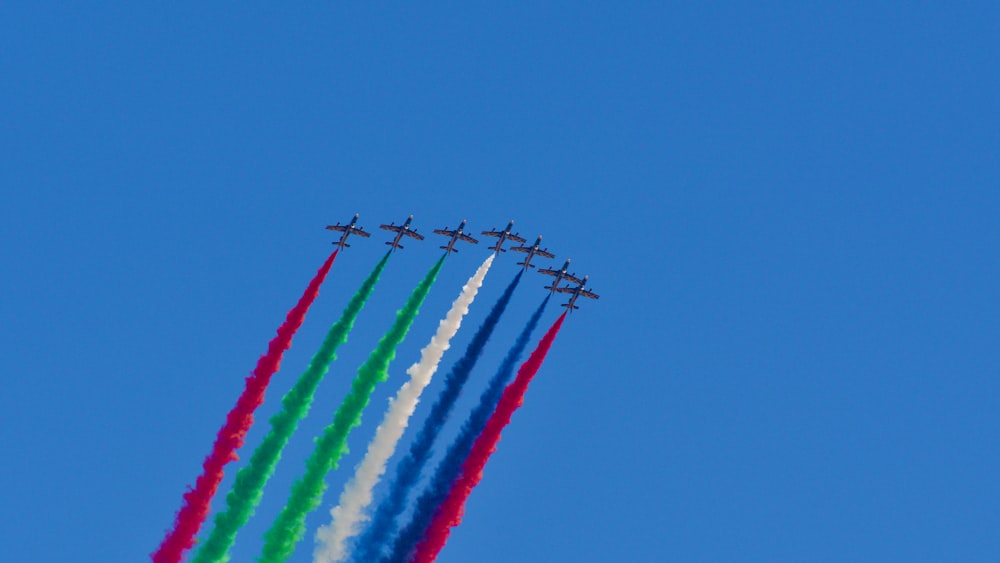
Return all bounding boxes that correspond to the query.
[191,251,391,563]
[355,271,523,562]
[411,312,567,563]
[152,250,338,563]
[314,255,494,563]
[258,256,446,563]
[386,297,550,563]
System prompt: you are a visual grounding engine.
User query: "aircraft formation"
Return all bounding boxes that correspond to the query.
[326,214,599,311]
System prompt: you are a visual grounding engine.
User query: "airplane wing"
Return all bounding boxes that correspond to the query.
[564,273,584,285]
[325,224,348,232]
[458,234,478,244]
[404,230,425,240]
[537,249,556,259]
[552,286,576,294]
[509,246,529,253]
[581,290,600,300]
[433,228,454,236]
[509,233,527,243]
[380,224,402,233]
[350,228,371,237]
[537,267,559,277]
[481,229,501,238]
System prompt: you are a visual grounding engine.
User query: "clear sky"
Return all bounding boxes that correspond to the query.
[2,3,998,562]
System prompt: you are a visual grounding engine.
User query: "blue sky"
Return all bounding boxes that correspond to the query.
[2,3,998,562]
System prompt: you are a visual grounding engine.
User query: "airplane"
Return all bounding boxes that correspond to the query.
[325,213,371,250]
[379,215,425,250]
[554,275,600,311]
[433,220,479,253]
[509,236,555,269]
[480,220,526,254]
[538,259,584,292]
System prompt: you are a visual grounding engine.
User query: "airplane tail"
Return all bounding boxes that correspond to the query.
[561,303,579,310]
[386,241,403,249]
[440,245,458,253]
[516,261,535,269]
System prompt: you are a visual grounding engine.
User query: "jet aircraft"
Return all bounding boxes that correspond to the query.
[480,220,526,254]
[380,215,425,250]
[538,259,584,292]
[510,236,555,269]
[554,276,600,311]
[433,220,479,253]
[325,213,371,250]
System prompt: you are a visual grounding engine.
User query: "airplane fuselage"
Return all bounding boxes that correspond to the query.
[388,225,410,248]
[338,217,359,247]
[327,213,370,250]
[565,290,583,310]
[490,221,515,253]
[541,259,575,291]
[556,275,597,311]
[435,220,478,253]
[380,215,423,250]
[482,220,525,254]
[441,221,465,253]
[514,236,547,269]
[547,271,570,291]
[389,220,412,248]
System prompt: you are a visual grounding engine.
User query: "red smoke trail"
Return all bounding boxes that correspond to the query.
[410,312,567,563]
[152,250,338,563]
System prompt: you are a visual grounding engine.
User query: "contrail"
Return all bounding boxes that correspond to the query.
[152,250,338,563]
[191,251,391,563]
[258,256,446,563]
[314,255,494,563]
[411,312,567,563]
[355,271,523,562]
[385,297,550,563]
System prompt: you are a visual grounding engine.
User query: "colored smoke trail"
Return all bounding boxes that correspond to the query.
[356,271,523,562]
[411,312,567,563]
[191,251,391,563]
[152,250,338,563]
[258,256,446,563]
[314,255,494,563]
[386,297,549,563]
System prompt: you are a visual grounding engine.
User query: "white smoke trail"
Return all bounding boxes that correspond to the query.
[313,254,494,563]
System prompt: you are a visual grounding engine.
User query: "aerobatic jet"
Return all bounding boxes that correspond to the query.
[380,215,425,250]
[510,236,555,269]
[433,220,479,253]
[538,259,583,292]
[480,220,526,254]
[554,276,600,311]
[325,213,371,250]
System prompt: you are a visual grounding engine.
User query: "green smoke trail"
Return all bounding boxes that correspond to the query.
[258,255,445,563]
[191,251,392,563]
